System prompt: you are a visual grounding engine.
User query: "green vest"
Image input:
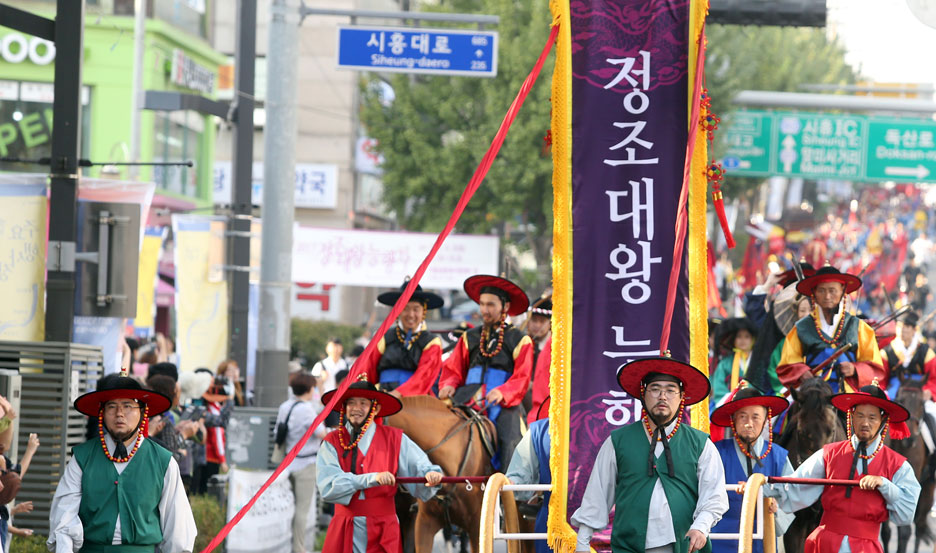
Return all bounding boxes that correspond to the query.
[610,422,711,553]
[72,437,171,552]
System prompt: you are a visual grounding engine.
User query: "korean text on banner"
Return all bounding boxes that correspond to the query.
[292,226,499,290]
[0,175,47,341]
[133,228,167,334]
[226,468,296,553]
[562,0,692,523]
[173,215,229,372]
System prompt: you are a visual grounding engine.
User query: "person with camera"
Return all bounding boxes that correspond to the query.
[275,373,328,553]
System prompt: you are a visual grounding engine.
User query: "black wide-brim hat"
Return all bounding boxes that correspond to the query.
[464,275,529,316]
[831,385,909,423]
[716,317,758,351]
[710,386,789,427]
[617,357,711,406]
[75,374,172,417]
[796,265,862,296]
[321,380,403,417]
[903,311,921,328]
[777,262,817,288]
[529,295,552,317]
[377,280,444,310]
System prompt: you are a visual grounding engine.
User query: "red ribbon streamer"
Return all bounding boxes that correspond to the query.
[198,25,559,553]
[658,24,706,355]
[767,477,860,487]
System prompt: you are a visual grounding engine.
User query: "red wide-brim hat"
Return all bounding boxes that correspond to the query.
[831,391,909,423]
[616,357,711,406]
[710,390,789,427]
[795,266,862,296]
[321,381,403,417]
[777,263,817,288]
[464,275,530,316]
[74,376,172,417]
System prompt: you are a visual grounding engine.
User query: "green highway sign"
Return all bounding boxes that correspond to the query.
[720,110,936,182]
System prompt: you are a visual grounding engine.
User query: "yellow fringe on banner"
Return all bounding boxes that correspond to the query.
[688,0,710,433]
[547,0,575,551]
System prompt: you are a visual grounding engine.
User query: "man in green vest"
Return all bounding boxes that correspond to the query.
[48,370,197,553]
[571,357,728,553]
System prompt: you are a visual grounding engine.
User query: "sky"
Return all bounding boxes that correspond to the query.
[828,0,936,90]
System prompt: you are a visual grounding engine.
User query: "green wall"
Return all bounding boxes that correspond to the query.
[0,15,226,206]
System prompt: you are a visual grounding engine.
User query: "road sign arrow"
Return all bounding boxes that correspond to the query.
[780,134,797,172]
[475,49,483,57]
[884,165,931,179]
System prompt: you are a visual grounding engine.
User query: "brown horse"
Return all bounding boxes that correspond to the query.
[385,395,496,553]
[780,377,846,553]
[882,383,935,553]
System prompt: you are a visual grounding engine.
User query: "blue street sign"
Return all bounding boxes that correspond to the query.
[336,25,498,77]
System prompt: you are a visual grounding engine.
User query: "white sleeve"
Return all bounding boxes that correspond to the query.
[505,431,538,502]
[763,448,825,513]
[316,440,377,505]
[570,437,616,551]
[690,439,730,536]
[158,458,198,553]
[878,461,921,526]
[47,457,84,553]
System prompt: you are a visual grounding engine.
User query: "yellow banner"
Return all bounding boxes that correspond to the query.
[173,216,229,372]
[0,187,46,341]
[133,230,165,331]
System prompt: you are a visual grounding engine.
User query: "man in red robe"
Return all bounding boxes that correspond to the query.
[439,274,534,469]
[357,280,444,396]
[755,383,920,552]
[317,378,443,553]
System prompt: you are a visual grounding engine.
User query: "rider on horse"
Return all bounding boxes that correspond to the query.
[317,377,444,553]
[438,274,533,470]
[883,311,936,399]
[358,280,445,396]
[709,383,794,553]
[777,265,885,393]
[754,382,920,553]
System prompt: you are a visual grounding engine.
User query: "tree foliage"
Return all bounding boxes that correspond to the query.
[705,25,861,197]
[362,14,861,288]
[360,0,555,290]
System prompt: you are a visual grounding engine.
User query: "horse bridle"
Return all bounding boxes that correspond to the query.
[425,404,496,479]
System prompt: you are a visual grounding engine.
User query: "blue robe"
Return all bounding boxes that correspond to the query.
[711,437,791,553]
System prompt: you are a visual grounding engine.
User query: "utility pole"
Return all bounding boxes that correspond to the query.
[227,0,256,374]
[128,0,147,178]
[45,0,86,342]
[256,0,299,407]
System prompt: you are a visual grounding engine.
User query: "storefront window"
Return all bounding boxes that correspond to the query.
[153,110,203,197]
[0,80,91,172]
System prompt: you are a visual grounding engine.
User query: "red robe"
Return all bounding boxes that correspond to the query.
[322,425,403,553]
[807,440,906,553]
[358,332,443,396]
[439,329,533,408]
[528,338,551,423]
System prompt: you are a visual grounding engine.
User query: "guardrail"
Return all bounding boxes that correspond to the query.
[479,472,779,553]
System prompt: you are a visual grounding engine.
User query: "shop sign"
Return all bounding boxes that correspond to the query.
[170,49,215,95]
[0,33,55,65]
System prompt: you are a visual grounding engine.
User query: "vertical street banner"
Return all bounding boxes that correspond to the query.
[133,227,168,336]
[173,215,230,372]
[548,1,709,551]
[0,175,46,341]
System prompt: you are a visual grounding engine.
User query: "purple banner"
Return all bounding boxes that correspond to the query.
[567,0,691,518]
